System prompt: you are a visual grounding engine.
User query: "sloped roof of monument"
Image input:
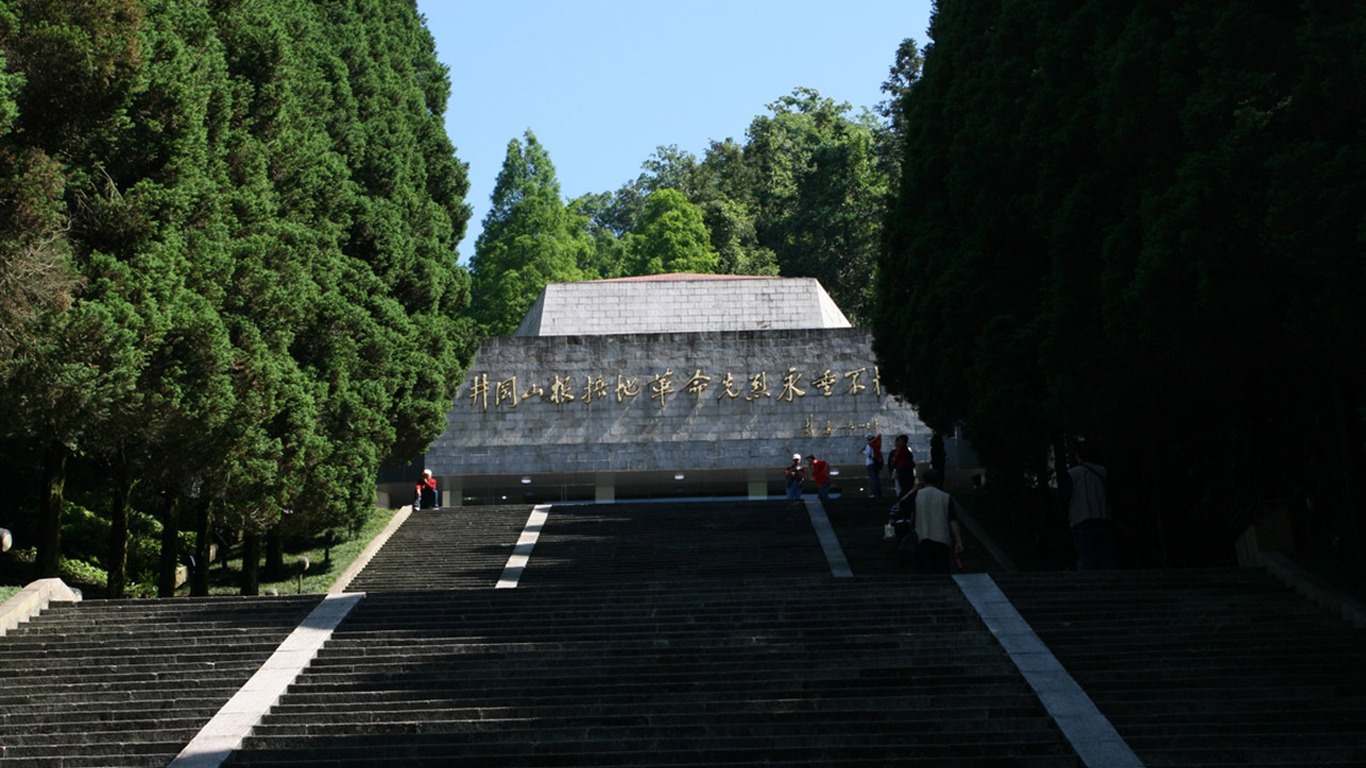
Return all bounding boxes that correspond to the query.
[590,272,770,282]
[513,274,852,337]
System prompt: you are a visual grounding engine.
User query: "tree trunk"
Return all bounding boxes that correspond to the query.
[264,527,285,579]
[106,469,133,598]
[1331,371,1366,575]
[157,491,180,597]
[191,498,212,597]
[240,532,261,596]
[36,442,66,578]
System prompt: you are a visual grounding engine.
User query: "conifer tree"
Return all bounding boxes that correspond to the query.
[877,0,1366,569]
[469,130,589,336]
[0,0,473,591]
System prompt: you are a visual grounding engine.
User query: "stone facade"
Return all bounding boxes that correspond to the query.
[421,275,930,505]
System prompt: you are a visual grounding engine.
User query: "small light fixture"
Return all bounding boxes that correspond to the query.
[674,473,685,481]
[520,476,532,484]
[830,469,841,477]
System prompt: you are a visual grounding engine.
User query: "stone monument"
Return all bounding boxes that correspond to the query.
[422,274,931,505]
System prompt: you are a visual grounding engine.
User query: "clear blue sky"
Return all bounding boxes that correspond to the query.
[415,1,934,261]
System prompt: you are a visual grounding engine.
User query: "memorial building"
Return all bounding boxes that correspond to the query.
[420,273,933,505]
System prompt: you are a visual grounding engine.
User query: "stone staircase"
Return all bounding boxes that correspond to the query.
[824,495,1003,576]
[2,499,1365,767]
[343,504,536,592]
[0,595,321,767]
[996,569,1366,767]
[512,501,832,584]
[225,579,1078,767]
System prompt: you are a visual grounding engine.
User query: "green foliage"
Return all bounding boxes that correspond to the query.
[566,89,891,319]
[878,0,1366,568]
[0,0,473,593]
[204,507,395,596]
[624,189,718,275]
[59,557,107,591]
[469,130,589,335]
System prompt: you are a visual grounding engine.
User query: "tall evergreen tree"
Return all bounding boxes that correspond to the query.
[0,0,474,592]
[469,130,589,336]
[878,0,1366,571]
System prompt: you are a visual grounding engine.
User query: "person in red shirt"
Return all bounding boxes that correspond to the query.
[807,454,831,503]
[415,469,439,510]
[889,434,916,497]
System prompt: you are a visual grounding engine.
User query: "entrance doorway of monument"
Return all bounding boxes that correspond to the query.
[379,464,875,507]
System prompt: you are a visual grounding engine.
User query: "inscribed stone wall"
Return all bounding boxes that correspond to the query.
[427,328,927,477]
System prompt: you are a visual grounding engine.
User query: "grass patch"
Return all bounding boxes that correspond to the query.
[206,507,397,596]
[0,508,398,601]
[0,507,401,599]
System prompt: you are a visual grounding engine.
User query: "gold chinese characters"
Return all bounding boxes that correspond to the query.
[467,366,882,411]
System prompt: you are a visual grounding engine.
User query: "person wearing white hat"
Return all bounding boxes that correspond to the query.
[414,468,439,510]
[783,453,805,500]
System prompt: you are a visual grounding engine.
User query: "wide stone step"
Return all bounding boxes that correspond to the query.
[0,710,219,732]
[265,687,1047,715]
[0,594,321,765]
[277,677,1034,703]
[0,686,243,709]
[294,654,1023,681]
[249,711,1060,739]
[0,724,202,748]
[0,651,285,676]
[0,738,190,760]
[262,697,1049,726]
[227,748,1077,768]
[993,569,1366,768]
[230,731,1079,766]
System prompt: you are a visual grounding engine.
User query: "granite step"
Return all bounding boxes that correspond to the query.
[343,504,537,592]
[221,577,1082,767]
[995,569,1366,768]
[0,594,321,767]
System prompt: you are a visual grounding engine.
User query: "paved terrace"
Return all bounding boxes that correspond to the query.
[1,497,1364,767]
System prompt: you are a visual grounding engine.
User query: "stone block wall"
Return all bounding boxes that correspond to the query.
[427,328,928,479]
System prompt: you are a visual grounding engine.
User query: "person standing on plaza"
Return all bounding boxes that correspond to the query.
[807,453,831,503]
[906,468,964,574]
[784,453,805,500]
[1064,441,1116,570]
[889,434,916,497]
[862,434,883,498]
